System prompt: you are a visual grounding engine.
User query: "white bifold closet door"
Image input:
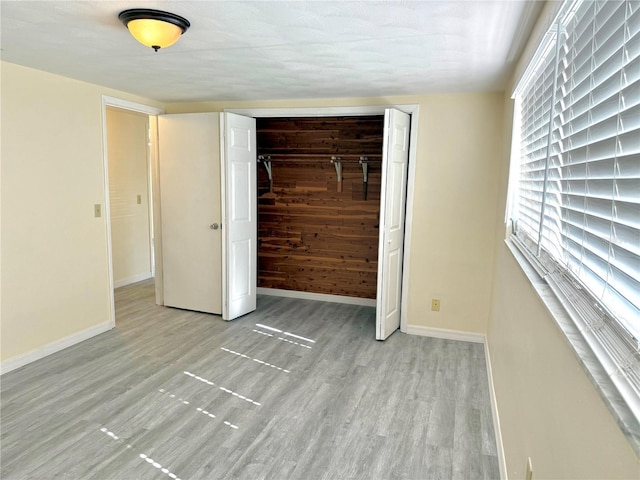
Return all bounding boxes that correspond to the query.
[157,112,257,320]
[376,108,410,340]
[221,113,257,321]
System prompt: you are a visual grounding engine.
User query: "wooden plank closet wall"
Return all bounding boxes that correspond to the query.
[256,116,384,299]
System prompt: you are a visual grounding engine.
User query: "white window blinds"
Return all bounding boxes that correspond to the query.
[517,43,557,253]
[512,0,640,410]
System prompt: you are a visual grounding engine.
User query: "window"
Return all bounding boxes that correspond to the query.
[510,0,640,425]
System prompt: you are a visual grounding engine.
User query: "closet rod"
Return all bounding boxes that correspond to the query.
[256,153,382,162]
[330,155,381,164]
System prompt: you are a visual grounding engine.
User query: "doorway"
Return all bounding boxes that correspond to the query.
[255,115,385,300]
[101,96,164,327]
[105,106,154,288]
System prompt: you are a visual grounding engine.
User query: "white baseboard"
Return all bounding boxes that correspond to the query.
[405,324,485,344]
[257,287,376,307]
[113,272,152,289]
[406,324,507,478]
[484,341,508,480]
[0,321,114,375]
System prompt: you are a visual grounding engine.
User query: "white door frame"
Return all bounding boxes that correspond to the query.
[100,96,164,327]
[226,105,419,334]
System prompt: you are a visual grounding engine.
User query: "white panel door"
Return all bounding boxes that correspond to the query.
[158,113,222,314]
[376,108,410,340]
[221,113,257,321]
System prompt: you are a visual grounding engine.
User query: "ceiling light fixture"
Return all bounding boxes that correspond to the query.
[118,9,190,52]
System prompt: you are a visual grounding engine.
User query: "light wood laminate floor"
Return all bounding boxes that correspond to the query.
[1,280,499,479]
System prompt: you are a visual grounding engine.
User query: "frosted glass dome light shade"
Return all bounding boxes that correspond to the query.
[119,9,190,52]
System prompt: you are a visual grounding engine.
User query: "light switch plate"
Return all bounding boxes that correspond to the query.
[94,204,101,217]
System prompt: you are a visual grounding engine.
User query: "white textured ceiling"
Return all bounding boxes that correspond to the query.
[0,1,543,103]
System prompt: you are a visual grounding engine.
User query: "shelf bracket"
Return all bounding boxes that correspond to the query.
[331,156,343,193]
[258,155,273,193]
[360,156,369,200]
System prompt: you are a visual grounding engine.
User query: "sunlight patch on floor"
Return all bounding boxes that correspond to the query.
[99,427,183,480]
[252,328,313,349]
[255,323,316,344]
[183,371,261,406]
[220,347,290,373]
[158,388,239,430]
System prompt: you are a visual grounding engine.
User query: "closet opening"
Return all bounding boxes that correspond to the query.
[230,104,420,340]
[255,116,384,302]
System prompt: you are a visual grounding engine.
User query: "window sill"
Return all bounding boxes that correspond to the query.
[504,238,640,457]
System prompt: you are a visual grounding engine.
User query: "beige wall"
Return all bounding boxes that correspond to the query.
[486,1,639,477]
[106,107,152,285]
[408,94,502,333]
[166,93,504,335]
[1,61,162,364]
[488,243,639,479]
